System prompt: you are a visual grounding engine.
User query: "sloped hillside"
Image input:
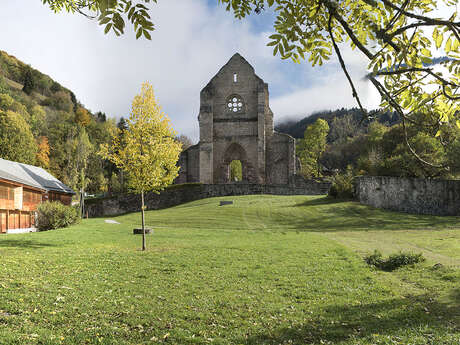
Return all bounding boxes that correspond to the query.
[0,50,118,196]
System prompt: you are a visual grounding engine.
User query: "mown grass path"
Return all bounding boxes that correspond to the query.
[0,195,459,344]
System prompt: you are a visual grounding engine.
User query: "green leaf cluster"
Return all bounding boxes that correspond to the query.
[42,0,156,39]
[0,110,38,164]
[229,160,242,181]
[99,82,182,195]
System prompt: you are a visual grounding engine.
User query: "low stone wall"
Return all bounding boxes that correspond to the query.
[86,181,331,217]
[355,176,460,216]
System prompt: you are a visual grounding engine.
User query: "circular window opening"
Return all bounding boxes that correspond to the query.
[227,95,243,112]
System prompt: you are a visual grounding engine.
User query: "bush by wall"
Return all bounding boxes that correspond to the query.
[328,167,354,199]
[36,201,80,231]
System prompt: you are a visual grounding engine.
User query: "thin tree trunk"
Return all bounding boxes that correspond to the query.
[80,188,84,219]
[141,190,146,251]
[81,186,85,218]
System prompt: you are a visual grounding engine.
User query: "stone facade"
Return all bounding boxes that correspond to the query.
[355,176,460,216]
[176,53,296,185]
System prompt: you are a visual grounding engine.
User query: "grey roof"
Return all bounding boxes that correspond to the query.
[0,158,75,194]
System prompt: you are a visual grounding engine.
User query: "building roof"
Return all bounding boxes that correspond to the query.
[0,158,75,195]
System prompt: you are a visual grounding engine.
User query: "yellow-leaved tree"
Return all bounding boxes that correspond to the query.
[99,82,182,250]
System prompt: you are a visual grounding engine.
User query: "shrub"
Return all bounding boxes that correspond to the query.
[36,201,79,231]
[385,252,426,271]
[364,250,425,271]
[0,93,14,110]
[0,76,9,94]
[328,166,354,199]
[364,249,384,267]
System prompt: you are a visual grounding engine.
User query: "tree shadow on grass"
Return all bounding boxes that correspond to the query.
[293,196,351,207]
[240,293,460,344]
[276,197,460,233]
[449,288,460,306]
[0,239,58,249]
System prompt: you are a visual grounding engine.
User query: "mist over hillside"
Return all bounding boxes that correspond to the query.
[275,107,400,140]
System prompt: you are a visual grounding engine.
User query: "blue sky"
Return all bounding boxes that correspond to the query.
[1,0,381,141]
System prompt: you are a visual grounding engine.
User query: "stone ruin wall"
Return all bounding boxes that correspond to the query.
[355,176,460,216]
[86,182,332,217]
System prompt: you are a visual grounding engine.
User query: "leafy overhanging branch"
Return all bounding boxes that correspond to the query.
[41,0,155,39]
[327,14,367,120]
[219,0,459,169]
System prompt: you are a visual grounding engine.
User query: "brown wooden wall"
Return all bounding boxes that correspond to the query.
[0,210,35,233]
[0,211,6,233]
[0,182,15,210]
[23,188,43,211]
[0,180,73,232]
[48,192,72,206]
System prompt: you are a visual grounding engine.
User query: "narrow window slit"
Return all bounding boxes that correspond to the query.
[233,73,238,83]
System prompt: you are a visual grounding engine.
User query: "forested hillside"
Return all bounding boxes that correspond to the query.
[0,50,121,196]
[279,108,460,179]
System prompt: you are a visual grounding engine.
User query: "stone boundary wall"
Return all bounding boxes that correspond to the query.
[86,181,331,217]
[355,176,460,216]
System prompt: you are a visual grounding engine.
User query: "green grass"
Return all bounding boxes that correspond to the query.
[0,195,459,344]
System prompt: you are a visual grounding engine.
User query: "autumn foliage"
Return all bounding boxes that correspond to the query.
[99,82,182,250]
[36,136,50,169]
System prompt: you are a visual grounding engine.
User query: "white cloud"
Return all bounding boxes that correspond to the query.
[270,44,381,123]
[2,0,288,142]
[1,0,386,141]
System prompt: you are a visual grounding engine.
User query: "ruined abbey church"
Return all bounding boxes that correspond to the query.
[175,53,296,185]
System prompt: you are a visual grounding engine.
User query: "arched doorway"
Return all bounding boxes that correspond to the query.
[229,160,242,182]
[220,143,253,183]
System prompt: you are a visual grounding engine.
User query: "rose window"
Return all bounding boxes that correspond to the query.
[227,96,243,113]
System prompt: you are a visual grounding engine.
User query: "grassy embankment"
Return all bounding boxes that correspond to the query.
[0,195,459,344]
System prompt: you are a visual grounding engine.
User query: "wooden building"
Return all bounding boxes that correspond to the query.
[0,158,75,233]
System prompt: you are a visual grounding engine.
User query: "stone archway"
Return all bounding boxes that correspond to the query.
[220,143,254,183]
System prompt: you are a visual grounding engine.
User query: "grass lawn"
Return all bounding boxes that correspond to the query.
[0,195,459,345]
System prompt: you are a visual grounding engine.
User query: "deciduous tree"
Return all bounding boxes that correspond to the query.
[176,134,193,151]
[36,136,50,169]
[297,118,329,178]
[230,160,242,181]
[75,106,92,127]
[99,82,182,251]
[0,110,37,164]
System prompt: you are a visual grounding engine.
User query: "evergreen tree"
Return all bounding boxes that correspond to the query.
[21,66,35,95]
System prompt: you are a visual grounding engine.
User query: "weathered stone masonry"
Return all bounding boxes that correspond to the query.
[355,176,460,216]
[86,182,331,217]
[175,53,296,185]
